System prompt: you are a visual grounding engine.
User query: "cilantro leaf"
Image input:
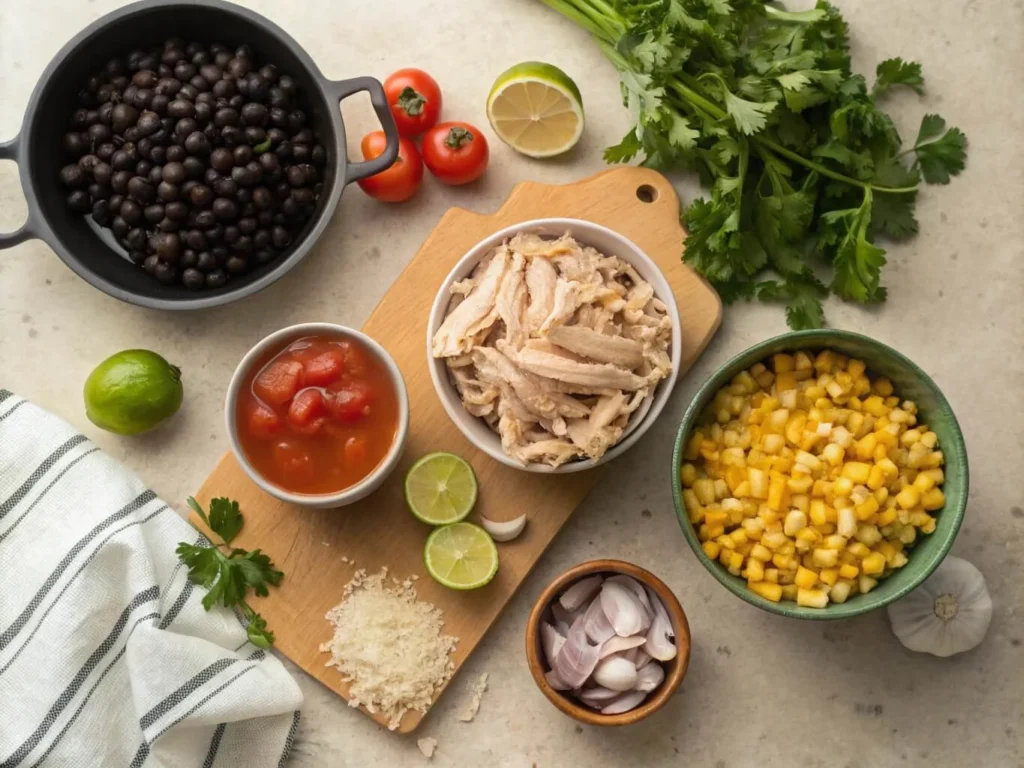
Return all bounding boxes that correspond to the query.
[604,129,641,164]
[722,89,777,135]
[757,275,828,329]
[912,114,967,184]
[180,497,284,647]
[667,113,700,149]
[821,190,888,302]
[870,158,920,238]
[873,58,924,96]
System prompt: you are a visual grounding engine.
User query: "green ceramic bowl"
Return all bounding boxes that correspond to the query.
[671,330,968,620]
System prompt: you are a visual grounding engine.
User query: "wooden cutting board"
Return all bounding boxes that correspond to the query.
[192,166,721,732]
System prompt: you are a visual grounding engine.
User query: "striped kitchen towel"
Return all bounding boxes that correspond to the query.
[0,391,303,767]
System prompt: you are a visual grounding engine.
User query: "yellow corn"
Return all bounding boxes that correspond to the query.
[702,540,721,559]
[861,552,886,575]
[812,548,839,567]
[797,588,829,608]
[819,568,839,586]
[830,581,853,603]
[921,488,945,511]
[839,563,859,580]
[749,581,783,602]
[744,557,765,582]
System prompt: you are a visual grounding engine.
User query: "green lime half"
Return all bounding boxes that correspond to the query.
[404,452,478,525]
[84,349,183,435]
[424,522,499,590]
[486,61,584,158]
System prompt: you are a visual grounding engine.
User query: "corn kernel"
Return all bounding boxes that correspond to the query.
[841,462,871,484]
[812,548,839,567]
[921,488,945,511]
[830,581,853,603]
[858,575,879,594]
[839,563,859,580]
[847,541,871,559]
[780,584,799,600]
[920,515,936,534]
[836,507,858,538]
[763,568,780,583]
[797,588,829,608]
[861,552,886,575]
[727,551,744,575]
[895,486,920,510]
[702,540,721,559]
[819,568,839,586]
[794,566,818,589]
[783,510,808,536]
[773,353,795,373]
[855,496,880,521]
[744,557,765,582]
[834,477,854,497]
[913,471,936,493]
[729,529,749,548]
[877,508,898,526]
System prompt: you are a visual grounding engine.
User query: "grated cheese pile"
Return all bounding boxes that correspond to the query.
[320,567,458,730]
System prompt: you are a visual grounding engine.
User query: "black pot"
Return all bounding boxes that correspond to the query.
[0,0,398,310]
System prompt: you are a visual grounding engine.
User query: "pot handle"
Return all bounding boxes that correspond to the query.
[326,76,400,184]
[0,134,38,250]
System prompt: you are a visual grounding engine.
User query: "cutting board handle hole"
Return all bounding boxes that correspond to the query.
[636,184,658,203]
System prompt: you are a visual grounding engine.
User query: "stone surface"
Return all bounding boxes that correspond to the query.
[1,1,1022,766]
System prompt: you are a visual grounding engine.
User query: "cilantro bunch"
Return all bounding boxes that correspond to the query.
[540,0,967,328]
[177,497,283,648]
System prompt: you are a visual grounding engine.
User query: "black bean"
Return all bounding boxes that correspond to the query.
[60,164,88,188]
[151,95,170,116]
[138,55,159,72]
[214,50,233,69]
[87,182,110,201]
[165,201,188,221]
[240,103,267,127]
[213,177,237,197]
[232,145,252,166]
[258,210,274,227]
[277,75,296,96]
[292,128,313,145]
[158,217,180,233]
[286,165,307,188]
[205,269,227,288]
[238,190,253,207]
[97,100,116,124]
[182,267,204,289]
[197,251,217,271]
[226,255,248,274]
[231,164,259,187]
[212,246,229,264]
[111,216,129,238]
[150,145,167,165]
[311,145,326,166]
[183,156,205,179]
[213,198,239,220]
[207,147,232,173]
[96,142,116,162]
[275,181,291,200]
[174,62,197,81]
[193,102,214,126]
[247,73,269,102]
[220,126,243,146]
[190,184,213,207]
[214,107,239,128]
[161,47,184,66]
[258,152,281,175]
[268,89,289,111]
[292,187,314,207]
[150,166,166,185]
[205,224,224,243]
[132,89,154,110]
[143,254,160,274]
[181,81,201,100]
[67,189,92,213]
[120,200,143,226]
[244,126,267,146]
[132,70,157,88]
[299,164,317,184]
[180,248,198,268]
[165,145,187,163]
[136,111,161,137]
[154,77,182,97]
[91,161,113,186]
[182,229,205,250]
[212,78,236,100]
[132,159,151,177]
[194,209,217,229]
[291,144,310,163]
[78,153,100,173]
[110,150,134,171]
[86,124,112,145]
[91,199,111,226]
[275,141,292,161]
[237,215,259,235]
[251,186,272,210]
[226,94,244,112]
[162,161,187,184]
[254,248,275,265]
[144,203,165,224]
[154,261,178,284]
[200,64,222,85]
[167,99,195,119]
[123,225,145,249]
[255,63,276,83]
[281,197,299,218]
[157,181,179,201]
[223,225,240,244]
[184,131,210,155]
[174,118,199,139]
[271,225,290,249]
[287,110,306,133]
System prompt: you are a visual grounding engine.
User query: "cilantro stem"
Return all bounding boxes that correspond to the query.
[537,0,611,40]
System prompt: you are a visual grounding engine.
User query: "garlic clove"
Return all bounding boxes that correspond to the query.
[480,513,527,542]
[592,656,638,692]
[600,690,647,715]
[634,662,664,692]
[598,634,646,659]
[553,616,602,689]
[599,581,645,637]
[583,592,617,644]
[559,575,604,612]
[642,586,677,661]
[576,685,622,706]
[545,669,572,691]
[540,621,565,668]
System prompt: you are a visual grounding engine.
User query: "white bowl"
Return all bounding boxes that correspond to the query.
[426,218,682,474]
[225,322,410,508]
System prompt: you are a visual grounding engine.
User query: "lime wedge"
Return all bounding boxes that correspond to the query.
[486,62,584,158]
[424,522,499,590]
[405,452,478,526]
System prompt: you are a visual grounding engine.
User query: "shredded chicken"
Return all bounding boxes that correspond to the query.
[433,232,673,467]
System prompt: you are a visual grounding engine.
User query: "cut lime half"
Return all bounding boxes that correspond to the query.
[424,522,499,590]
[486,62,584,158]
[404,452,478,526]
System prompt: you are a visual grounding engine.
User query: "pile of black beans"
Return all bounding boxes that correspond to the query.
[59,38,326,290]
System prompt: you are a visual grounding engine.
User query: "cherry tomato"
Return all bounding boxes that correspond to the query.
[384,68,442,138]
[303,349,346,387]
[253,360,304,406]
[356,132,423,203]
[327,382,373,423]
[246,402,281,439]
[421,122,489,185]
[287,388,326,429]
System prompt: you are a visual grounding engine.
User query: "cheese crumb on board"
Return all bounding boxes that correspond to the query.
[456,673,489,722]
[417,737,437,759]
[320,568,458,730]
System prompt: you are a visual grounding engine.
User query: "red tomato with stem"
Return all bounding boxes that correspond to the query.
[384,68,442,138]
[356,132,423,203]
[421,122,489,185]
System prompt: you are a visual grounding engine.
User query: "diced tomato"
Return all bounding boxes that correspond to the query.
[273,441,314,483]
[340,341,369,377]
[343,436,368,465]
[253,360,304,406]
[247,402,281,439]
[287,388,326,428]
[303,349,346,387]
[326,382,373,423]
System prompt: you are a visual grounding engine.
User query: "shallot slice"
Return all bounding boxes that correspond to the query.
[583,593,616,644]
[599,581,645,637]
[632,649,652,668]
[592,656,638,692]
[600,690,648,715]
[545,669,572,691]
[634,662,665,692]
[559,575,604,611]
[553,616,601,689]
[606,574,653,613]
[480,513,527,542]
[551,601,582,631]
[540,622,565,668]
[642,586,677,661]
[577,685,621,706]
[598,634,646,659]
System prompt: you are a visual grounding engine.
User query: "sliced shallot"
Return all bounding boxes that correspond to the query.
[480,513,527,542]
[577,685,622,706]
[553,616,602,689]
[607,574,653,614]
[583,593,616,644]
[598,634,646,659]
[540,622,565,668]
[592,656,638,692]
[643,586,677,661]
[545,669,572,691]
[599,581,645,637]
[632,649,652,668]
[601,690,648,715]
[559,575,604,611]
[634,662,665,692]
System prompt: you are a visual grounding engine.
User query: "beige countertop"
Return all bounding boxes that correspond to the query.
[2,1,1022,766]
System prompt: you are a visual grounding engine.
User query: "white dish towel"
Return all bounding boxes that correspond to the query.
[0,391,303,767]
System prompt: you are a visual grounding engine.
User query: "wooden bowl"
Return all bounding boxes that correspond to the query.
[525,559,691,726]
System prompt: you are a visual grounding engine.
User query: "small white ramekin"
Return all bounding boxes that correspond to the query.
[225,322,409,508]
[426,218,682,474]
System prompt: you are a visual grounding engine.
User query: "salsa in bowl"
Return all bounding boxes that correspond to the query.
[226,323,409,508]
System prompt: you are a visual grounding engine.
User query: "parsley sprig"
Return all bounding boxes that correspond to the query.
[540,0,968,328]
[176,497,283,649]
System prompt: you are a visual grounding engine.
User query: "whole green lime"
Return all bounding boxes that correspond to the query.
[84,350,183,435]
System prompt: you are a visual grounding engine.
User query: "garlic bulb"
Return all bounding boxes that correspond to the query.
[887,556,993,657]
